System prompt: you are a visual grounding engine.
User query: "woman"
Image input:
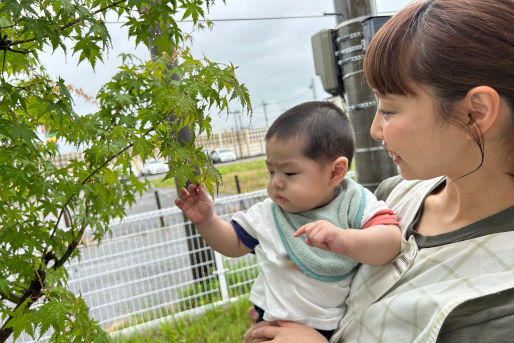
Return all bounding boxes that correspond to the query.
[244,0,514,342]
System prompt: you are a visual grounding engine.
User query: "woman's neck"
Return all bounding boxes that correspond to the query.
[416,169,514,236]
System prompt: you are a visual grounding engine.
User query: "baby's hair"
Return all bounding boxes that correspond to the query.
[265,101,355,167]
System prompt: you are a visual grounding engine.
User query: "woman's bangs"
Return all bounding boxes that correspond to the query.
[363,7,420,96]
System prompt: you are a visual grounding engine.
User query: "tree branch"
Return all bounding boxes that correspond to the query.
[53,205,89,270]
[0,270,45,342]
[7,0,128,47]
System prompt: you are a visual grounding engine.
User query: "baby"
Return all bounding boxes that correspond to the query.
[175,101,401,339]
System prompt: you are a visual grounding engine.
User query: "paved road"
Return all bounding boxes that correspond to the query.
[126,186,177,215]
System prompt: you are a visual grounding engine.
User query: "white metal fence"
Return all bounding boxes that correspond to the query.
[12,190,267,342]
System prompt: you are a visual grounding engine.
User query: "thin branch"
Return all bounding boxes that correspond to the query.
[3,47,33,54]
[7,0,127,47]
[53,205,90,270]
[0,190,22,222]
[44,125,151,251]
[15,81,44,90]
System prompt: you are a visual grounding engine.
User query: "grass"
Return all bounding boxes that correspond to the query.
[216,158,268,194]
[151,157,268,195]
[110,296,253,343]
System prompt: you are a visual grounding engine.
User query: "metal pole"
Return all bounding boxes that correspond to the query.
[154,190,165,227]
[214,251,230,303]
[231,110,243,158]
[235,175,241,194]
[332,0,397,191]
[309,78,318,100]
[262,100,269,127]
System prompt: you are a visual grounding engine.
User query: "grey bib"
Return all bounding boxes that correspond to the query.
[273,178,366,282]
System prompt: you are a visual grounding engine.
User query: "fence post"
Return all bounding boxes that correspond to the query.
[154,190,165,227]
[214,251,230,303]
[235,175,241,194]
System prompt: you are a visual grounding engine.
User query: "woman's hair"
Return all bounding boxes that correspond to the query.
[364,0,514,171]
[265,101,355,167]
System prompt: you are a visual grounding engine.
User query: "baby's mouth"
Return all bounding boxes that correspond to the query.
[275,195,287,202]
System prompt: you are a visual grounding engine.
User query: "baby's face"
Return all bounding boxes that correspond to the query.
[265,136,337,213]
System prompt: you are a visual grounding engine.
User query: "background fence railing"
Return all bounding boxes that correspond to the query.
[12,190,267,343]
[51,127,269,169]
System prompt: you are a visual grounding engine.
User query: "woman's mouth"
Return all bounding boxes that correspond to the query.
[383,141,401,164]
[387,151,401,164]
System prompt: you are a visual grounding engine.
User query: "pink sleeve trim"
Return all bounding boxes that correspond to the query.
[361,209,399,229]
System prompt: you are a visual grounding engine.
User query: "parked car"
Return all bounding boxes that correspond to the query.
[141,159,169,175]
[209,148,237,163]
[112,164,141,179]
[201,149,213,162]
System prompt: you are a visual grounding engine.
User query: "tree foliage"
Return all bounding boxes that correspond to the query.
[0,0,251,341]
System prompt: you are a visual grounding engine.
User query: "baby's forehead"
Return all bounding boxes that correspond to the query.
[267,133,306,146]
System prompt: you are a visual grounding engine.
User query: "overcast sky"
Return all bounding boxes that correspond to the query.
[40,0,412,152]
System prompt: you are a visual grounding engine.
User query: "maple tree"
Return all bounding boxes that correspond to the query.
[0,0,250,341]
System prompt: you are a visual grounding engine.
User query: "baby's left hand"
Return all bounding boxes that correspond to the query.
[294,220,347,254]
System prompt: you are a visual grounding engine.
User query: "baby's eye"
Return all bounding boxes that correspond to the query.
[285,172,297,176]
[268,170,275,175]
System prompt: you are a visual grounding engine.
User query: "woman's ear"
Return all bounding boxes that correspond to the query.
[329,157,348,186]
[464,86,500,133]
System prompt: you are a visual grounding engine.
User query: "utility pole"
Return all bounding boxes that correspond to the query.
[230,110,243,158]
[147,7,213,281]
[309,78,318,100]
[262,100,269,127]
[331,0,397,191]
[232,110,239,131]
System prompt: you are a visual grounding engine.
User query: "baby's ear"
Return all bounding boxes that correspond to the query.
[329,157,348,186]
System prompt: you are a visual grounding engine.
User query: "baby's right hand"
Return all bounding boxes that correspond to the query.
[175,184,214,226]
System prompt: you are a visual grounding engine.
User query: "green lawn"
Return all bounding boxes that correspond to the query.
[152,157,268,194]
[110,296,253,343]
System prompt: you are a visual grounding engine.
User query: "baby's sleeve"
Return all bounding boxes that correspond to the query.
[230,199,271,250]
[360,188,399,229]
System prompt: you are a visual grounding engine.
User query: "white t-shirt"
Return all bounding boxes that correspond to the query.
[231,187,393,330]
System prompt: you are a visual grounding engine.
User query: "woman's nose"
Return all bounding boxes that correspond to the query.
[370,111,384,141]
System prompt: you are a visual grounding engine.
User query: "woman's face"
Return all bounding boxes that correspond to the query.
[370,85,474,180]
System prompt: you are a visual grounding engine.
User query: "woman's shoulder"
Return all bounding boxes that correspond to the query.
[438,287,514,343]
[374,175,404,201]
[375,176,445,202]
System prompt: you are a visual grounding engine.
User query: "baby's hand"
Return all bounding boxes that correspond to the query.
[294,220,347,254]
[175,184,214,226]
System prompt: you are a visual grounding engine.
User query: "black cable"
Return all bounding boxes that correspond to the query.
[105,13,340,24]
